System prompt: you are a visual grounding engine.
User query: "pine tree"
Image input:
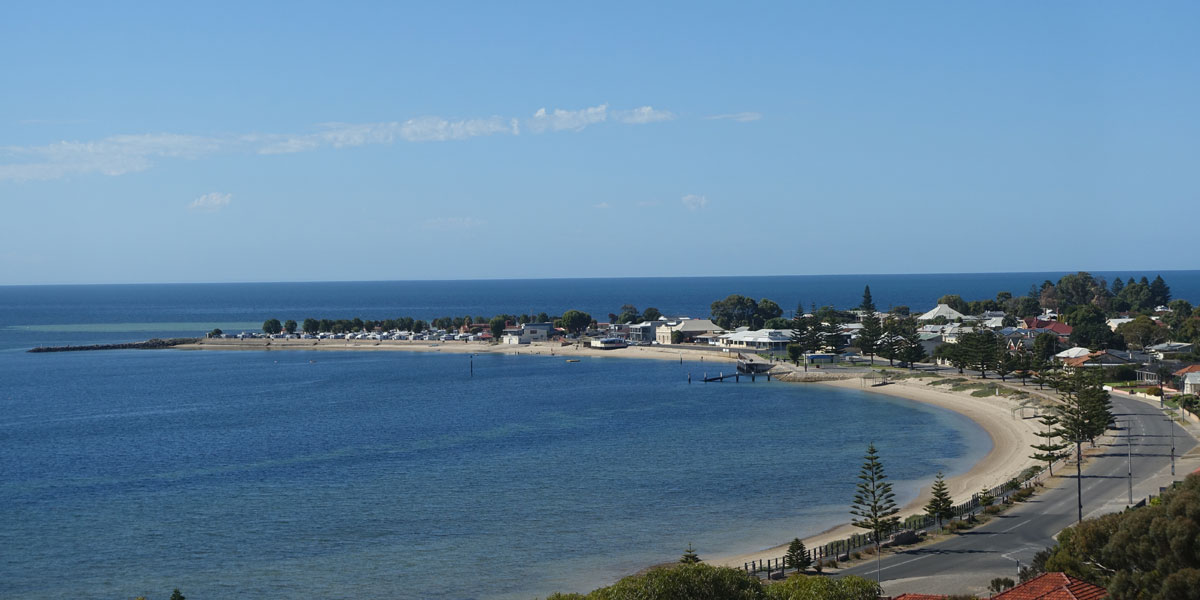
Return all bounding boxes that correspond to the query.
[169,590,186,600]
[785,537,811,572]
[960,329,1000,378]
[790,309,810,370]
[679,542,701,564]
[898,317,926,368]
[880,316,901,366]
[1050,370,1111,522]
[860,285,876,313]
[1030,413,1070,476]
[1111,277,1125,296]
[858,311,883,365]
[851,443,899,583]
[925,471,954,529]
[1150,275,1171,307]
[995,351,1016,382]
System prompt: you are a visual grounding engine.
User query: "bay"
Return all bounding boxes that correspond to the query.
[4,271,1191,598]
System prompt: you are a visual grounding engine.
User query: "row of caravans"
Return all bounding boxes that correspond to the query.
[233,330,485,342]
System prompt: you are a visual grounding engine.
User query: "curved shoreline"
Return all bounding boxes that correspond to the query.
[709,376,1043,568]
[176,338,1044,572]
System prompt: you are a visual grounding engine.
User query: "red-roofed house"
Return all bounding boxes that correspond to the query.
[886,573,1106,600]
[1174,365,1200,377]
[991,572,1106,600]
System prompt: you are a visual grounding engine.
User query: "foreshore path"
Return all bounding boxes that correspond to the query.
[837,391,1200,597]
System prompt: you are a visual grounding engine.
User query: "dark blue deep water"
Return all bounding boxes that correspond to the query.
[0,272,1194,599]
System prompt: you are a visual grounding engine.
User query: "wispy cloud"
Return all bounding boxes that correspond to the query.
[0,104,673,182]
[593,202,611,209]
[0,133,224,181]
[681,194,708,210]
[527,104,609,133]
[423,216,486,231]
[704,112,762,122]
[188,192,232,212]
[614,106,675,124]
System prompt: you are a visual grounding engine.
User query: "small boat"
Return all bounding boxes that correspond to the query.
[566,359,580,363]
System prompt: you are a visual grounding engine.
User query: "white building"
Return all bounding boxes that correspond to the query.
[917,304,967,321]
[718,329,795,352]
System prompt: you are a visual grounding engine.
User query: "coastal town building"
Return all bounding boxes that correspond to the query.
[717,328,794,352]
[1147,341,1194,359]
[628,320,663,344]
[655,318,722,344]
[890,572,1106,600]
[501,322,555,345]
[1062,349,1148,369]
[1184,372,1200,395]
[917,303,967,321]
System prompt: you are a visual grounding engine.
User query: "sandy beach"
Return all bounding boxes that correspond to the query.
[709,376,1044,568]
[181,337,1045,569]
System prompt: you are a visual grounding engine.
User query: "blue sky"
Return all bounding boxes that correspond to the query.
[2,2,1197,284]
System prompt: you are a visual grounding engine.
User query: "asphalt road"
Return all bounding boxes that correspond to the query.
[838,393,1198,595]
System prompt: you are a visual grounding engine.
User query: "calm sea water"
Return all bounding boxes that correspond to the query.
[1,272,1193,599]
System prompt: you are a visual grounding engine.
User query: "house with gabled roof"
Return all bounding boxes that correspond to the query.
[918,304,967,321]
[655,318,722,344]
[889,572,1106,600]
[990,572,1106,600]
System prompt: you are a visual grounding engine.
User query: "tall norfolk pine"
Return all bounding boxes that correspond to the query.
[850,443,900,545]
[924,471,954,529]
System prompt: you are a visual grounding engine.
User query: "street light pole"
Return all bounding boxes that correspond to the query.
[1170,413,1176,477]
[1075,437,1083,523]
[1126,419,1133,505]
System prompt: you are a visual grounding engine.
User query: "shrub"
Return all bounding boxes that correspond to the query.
[989,577,1016,593]
[1146,387,1163,397]
[590,564,763,600]
[1178,395,1198,412]
[984,505,1003,515]
[946,520,971,532]
[764,574,881,600]
[851,551,862,560]
[1011,487,1035,502]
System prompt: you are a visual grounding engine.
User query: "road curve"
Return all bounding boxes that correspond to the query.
[838,393,1198,596]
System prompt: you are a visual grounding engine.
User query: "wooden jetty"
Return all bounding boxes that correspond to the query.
[701,370,771,383]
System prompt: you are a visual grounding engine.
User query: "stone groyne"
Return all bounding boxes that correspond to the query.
[28,338,200,353]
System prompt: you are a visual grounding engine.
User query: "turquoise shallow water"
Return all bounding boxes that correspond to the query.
[0,348,988,599]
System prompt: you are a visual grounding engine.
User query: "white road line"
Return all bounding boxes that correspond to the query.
[875,553,936,573]
[999,519,1028,533]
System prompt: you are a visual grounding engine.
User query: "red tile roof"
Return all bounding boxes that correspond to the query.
[992,573,1106,600]
[1174,365,1200,377]
[1023,318,1073,335]
[1042,322,1073,335]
